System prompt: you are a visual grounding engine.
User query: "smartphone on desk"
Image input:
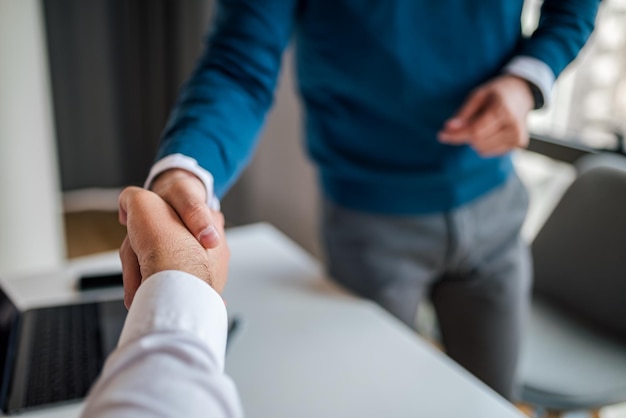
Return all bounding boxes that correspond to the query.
[77,272,124,290]
[227,315,242,351]
[77,273,242,350]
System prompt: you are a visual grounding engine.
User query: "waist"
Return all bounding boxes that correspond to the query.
[319,155,514,215]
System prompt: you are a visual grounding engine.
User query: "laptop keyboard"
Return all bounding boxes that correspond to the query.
[23,303,103,408]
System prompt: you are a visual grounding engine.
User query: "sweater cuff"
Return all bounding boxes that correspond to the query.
[144,154,221,210]
[118,270,228,371]
[503,56,555,109]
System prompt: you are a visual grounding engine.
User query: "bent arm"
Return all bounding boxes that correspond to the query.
[157,0,299,198]
[519,0,600,77]
[505,0,600,107]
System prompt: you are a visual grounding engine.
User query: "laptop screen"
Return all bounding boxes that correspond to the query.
[0,287,19,401]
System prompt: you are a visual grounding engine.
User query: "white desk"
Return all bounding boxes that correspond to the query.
[3,223,524,417]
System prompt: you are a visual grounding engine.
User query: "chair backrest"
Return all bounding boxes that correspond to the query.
[532,154,626,340]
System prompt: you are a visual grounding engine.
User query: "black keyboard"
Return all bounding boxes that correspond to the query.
[23,304,103,408]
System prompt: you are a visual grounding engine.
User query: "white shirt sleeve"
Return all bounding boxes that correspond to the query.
[144,153,221,211]
[503,56,556,108]
[81,271,243,418]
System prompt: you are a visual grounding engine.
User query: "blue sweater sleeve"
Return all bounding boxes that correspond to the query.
[517,0,600,77]
[157,0,298,198]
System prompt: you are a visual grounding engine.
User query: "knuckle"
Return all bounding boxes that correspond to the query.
[138,247,164,277]
[158,182,181,204]
[184,201,210,225]
[157,178,191,204]
[142,247,160,265]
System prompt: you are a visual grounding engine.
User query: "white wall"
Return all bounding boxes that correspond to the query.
[0,0,66,277]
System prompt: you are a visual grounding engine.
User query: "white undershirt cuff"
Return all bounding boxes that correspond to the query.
[503,56,556,108]
[144,154,221,211]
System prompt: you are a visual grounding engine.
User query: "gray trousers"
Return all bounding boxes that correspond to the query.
[321,174,531,399]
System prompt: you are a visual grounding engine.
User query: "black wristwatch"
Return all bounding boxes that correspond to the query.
[526,80,544,110]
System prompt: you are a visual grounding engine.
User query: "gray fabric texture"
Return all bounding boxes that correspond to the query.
[321,174,532,399]
[520,153,626,411]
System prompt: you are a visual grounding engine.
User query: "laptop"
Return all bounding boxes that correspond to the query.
[0,280,127,414]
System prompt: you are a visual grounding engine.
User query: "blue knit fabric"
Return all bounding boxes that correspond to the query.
[158,0,599,214]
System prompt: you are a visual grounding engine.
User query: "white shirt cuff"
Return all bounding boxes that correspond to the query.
[144,154,221,211]
[118,271,228,371]
[503,56,555,108]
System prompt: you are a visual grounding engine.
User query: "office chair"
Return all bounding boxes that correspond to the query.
[518,153,626,417]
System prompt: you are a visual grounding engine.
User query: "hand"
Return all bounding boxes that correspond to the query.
[151,168,222,248]
[118,186,230,308]
[438,75,534,157]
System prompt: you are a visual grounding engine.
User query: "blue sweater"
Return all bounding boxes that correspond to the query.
[158,0,599,214]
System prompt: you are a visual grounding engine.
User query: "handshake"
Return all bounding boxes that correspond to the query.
[83,184,242,417]
[118,185,229,307]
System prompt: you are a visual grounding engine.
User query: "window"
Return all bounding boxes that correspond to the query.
[525,0,626,151]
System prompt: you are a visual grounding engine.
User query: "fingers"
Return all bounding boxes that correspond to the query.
[118,185,230,309]
[119,237,141,309]
[118,187,143,308]
[118,186,141,227]
[204,210,230,294]
[461,120,525,157]
[472,126,509,157]
[212,210,225,231]
[438,75,533,156]
[439,95,502,145]
[121,187,197,274]
[439,88,489,142]
[439,107,501,145]
[151,169,221,249]
[120,186,181,248]
[118,186,227,291]
[472,122,529,158]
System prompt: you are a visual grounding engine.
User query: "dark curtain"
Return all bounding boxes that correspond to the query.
[43,0,214,190]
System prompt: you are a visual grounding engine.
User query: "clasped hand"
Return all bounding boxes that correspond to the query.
[438,75,535,157]
[118,185,229,308]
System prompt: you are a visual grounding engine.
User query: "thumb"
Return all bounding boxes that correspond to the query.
[152,169,221,249]
[120,187,209,280]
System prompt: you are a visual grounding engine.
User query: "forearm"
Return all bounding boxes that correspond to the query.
[82,272,242,418]
[83,334,241,418]
[503,0,600,108]
[516,0,600,78]
[157,0,299,198]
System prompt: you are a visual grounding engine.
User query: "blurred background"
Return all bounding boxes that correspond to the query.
[17,0,626,255]
[1,1,626,415]
[2,0,626,263]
